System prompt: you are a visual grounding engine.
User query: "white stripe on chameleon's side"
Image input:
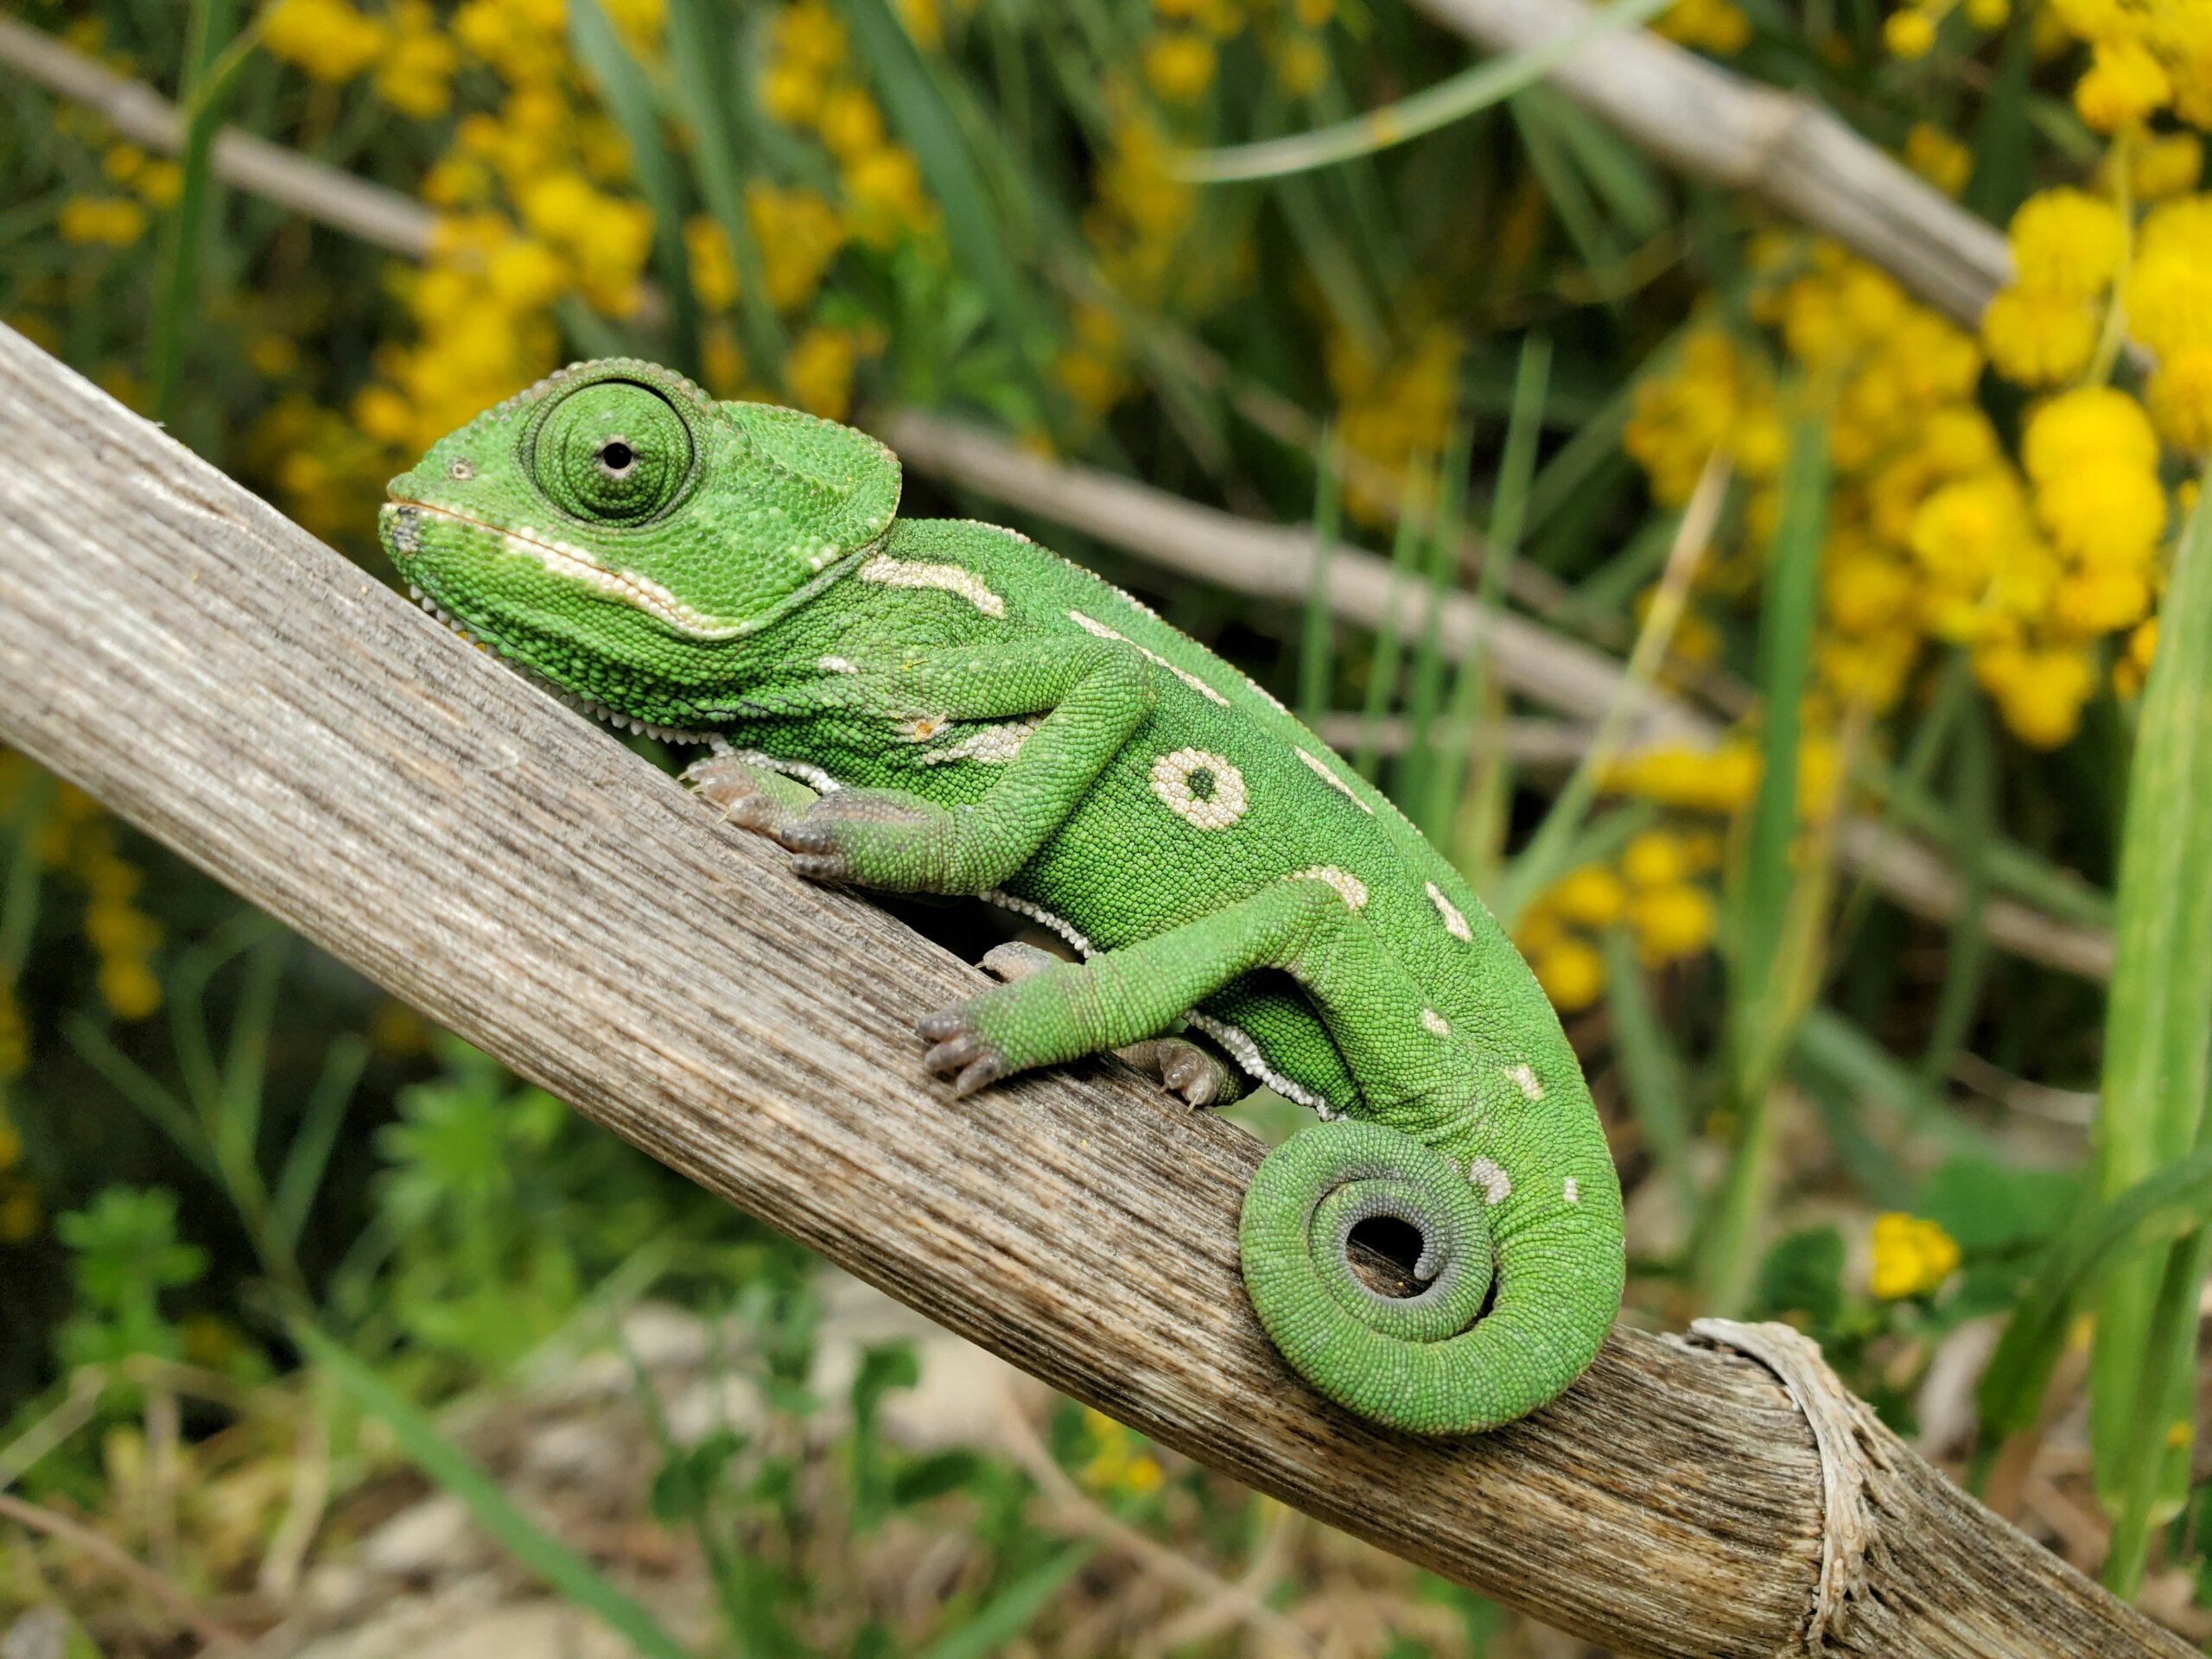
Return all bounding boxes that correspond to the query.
[1505,1062,1544,1102]
[979,889,1096,957]
[859,555,1007,618]
[1291,865,1369,909]
[1185,1012,1332,1115]
[1467,1157,1511,1205]
[1066,610,1233,707]
[1295,747,1374,813]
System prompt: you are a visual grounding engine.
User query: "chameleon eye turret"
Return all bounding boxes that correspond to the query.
[391,364,1624,1437]
[530,378,697,524]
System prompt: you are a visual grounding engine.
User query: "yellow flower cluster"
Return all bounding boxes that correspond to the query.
[1656,0,1751,55]
[1903,123,1973,197]
[58,196,148,249]
[1628,237,2164,750]
[1326,322,1467,524]
[760,2,938,249]
[35,784,162,1022]
[1514,829,1722,1012]
[1077,1407,1166,1497]
[2044,0,2212,131]
[263,0,390,85]
[2129,195,2212,452]
[1869,1211,1960,1299]
[1980,188,2122,386]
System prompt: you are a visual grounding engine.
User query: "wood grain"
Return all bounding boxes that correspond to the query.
[0,327,2183,1657]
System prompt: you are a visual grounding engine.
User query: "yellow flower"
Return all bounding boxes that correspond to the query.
[749,182,849,308]
[1533,938,1605,1013]
[263,0,389,84]
[2054,564,2152,634]
[2075,38,2171,130]
[58,197,147,248]
[2124,245,2212,360]
[685,217,740,312]
[1904,123,1972,196]
[134,160,183,208]
[2129,131,2202,199]
[2115,615,2160,696]
[248,334,301,378]
[1981,289,2096,389]
[353,385,414,445]
[1869,1213,1960,1299]
[2149,346,2212,452]
[1144,32,1218,102]
[2005,188,2126,299]
[1885,7,1936,58]
[786,324,871,419]
[1548,865,1629,928]
[2020,386,2159,483]
[1657,0,1751,54]
[2037,461,2167,567]
[0,1184,40,1243]
[98,957,162,1021]
[775,0,849,70]
[376,3,460,119]
[1621,830,1689,888]
[1628,883,1716,964]
[1976,644,2095,747]
[842,144,938,245]
[816,88,887,161]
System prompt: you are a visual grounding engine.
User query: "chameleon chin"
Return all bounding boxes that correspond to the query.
[384,357,1624,1436]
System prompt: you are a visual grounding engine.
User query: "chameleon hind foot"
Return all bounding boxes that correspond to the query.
[916,1006,1008,1096]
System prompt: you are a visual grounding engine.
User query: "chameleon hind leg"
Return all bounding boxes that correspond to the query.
[919,875,1454,1109]
[980,941,1243,1108]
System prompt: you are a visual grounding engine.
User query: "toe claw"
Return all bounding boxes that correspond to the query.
[951,1055,1007,1096]
[917,1008,970,1043]
[924,1035,982,1074]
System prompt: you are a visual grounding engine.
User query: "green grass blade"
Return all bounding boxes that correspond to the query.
[569,0,702,376]
[1424,336,1549,841]
[1397,421,1475,815]
[1508,92,1621,297]
[1698,408,1827,1313]
[664,0,785,388]
[1299,430,1344,728]
[1978,1147,2212,1442]
[916,1541,1100,1659]
[1351,485,1431,781]
[148,0,241,424]
[1599,927,1695,1217]
[1172,0,1672,181]
[2089,480,2212,1594]
[270,1033,369,1254]
[1914,701,1994,1115]
[841,0,1053,410]
[296,1322,694,1659]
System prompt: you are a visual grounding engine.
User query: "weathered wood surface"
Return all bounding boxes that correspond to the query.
[0,329,2183,1656]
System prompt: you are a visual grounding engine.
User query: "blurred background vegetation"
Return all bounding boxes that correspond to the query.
[3,0,2211,1650]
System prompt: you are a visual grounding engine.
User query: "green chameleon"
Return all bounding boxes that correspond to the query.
[380,358,1624,1434]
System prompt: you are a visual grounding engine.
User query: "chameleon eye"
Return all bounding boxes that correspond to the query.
[531,379,694,524]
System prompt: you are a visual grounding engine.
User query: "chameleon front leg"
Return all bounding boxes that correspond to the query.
[734,639,1156,894]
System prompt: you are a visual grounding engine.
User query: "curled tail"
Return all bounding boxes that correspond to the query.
[1239,1118,1622,1435]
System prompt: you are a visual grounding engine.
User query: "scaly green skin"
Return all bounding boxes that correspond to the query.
[380,359,1625,1435]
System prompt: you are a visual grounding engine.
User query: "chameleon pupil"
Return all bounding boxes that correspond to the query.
[1187,766,1216,799]
[599,440,634,474]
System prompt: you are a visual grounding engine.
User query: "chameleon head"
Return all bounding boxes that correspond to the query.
[379,358,899,734]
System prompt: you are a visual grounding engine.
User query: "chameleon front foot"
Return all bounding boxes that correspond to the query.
[773,788,971,889]
[683,753,817,839]
[916,1007,1009,1096]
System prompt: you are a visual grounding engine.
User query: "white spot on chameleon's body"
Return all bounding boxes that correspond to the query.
[1291,866,1368,909]
[921,721,1037,766]
[1468,1158,1511,1205]
[1295,747,1375,813]
[1505,1063,1544,1102]
[1427,881,1473,942]
[1421,1009,1450,1039]
[818,656,858,674]
[1564,1177,1580,1205]
[1150,748,1248,830]
[859,555,1006,617]
[1067,611,1232,706]
[902,715,948,742]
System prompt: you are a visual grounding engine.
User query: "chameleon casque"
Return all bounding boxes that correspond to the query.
[380,358,1625,1435]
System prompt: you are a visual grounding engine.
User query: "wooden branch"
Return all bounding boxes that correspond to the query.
[0,15,434,258]
[0,325,2181,1659]
[1411,0,2012,326]
[882,410,2116,982]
